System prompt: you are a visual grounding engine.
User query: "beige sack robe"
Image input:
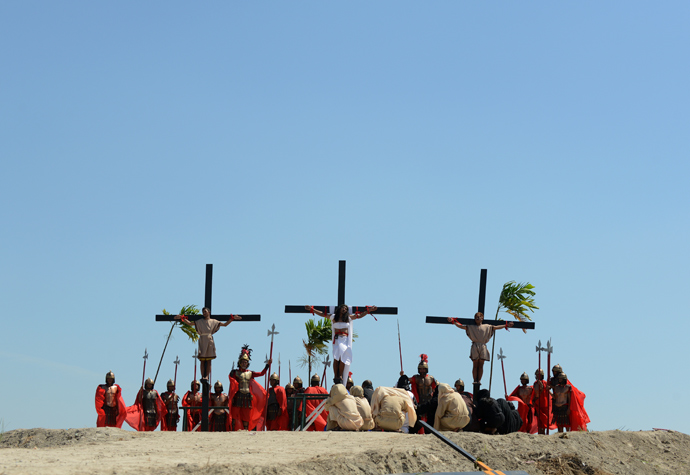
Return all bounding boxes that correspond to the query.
[351,386,375,431]
[434,383,470,431]
[324,384,363,431]
[371,387,417,432]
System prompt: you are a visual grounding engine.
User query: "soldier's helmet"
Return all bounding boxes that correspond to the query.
[269,372,279,382]
[167,379,175,391]
[144,378,154,389]
[558,372,568,383]
[285,383,295,391]
[455,379,464,391]
[214,381,223,392]
[520,372,529,382]
[191,380,200,391]
[311,374,321,385]
[105,371,115,383]
[418,354,429,372]
[535,368,545,378]
[552,364,563,376]
[293,376,303,388]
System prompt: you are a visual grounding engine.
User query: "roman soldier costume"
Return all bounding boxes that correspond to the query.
[210,381,231,432]
[182,380,202,431]
[229,345,268,430]
[126,378,167,431]
[161,379,180,431]
[302,374,329,431]
[508,372,537,434]
[95,371,127,428]
[266,373,289,431]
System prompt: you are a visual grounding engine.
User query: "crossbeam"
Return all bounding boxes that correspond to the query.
[426,316,535,330]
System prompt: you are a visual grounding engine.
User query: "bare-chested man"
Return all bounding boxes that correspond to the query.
[210,381,230,431]
[175,307,241,382]
[508,372,533,433]
[550,372,571,433]
[95,371,126,428]
[161,380,180,431]
[447,312,514,384]
[182,380,202,431]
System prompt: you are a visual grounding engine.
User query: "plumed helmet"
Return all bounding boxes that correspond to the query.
[144,378,154,389]
[293,376,303,387]
[455,379,465,391]
[520,372,529,382]
[552,364,563,376]
[535,368,545,378]
[214,381,223,392]
[310,374,320,385]
[269,372,279,382]
[167,379,175,390]
[418,354,429,371]
[191,380,200,391]
[238,344,252,363]
[105,371,115,383]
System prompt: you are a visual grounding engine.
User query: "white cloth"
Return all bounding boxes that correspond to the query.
[329,307,354,381]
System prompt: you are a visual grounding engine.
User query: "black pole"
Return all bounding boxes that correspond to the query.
[205,264,213,310]
[478,269,487,314]
[337,260,346,306]
[201,379,210,431]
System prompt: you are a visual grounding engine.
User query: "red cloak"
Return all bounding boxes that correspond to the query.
[409,374,436,434]
[532,380,557,431]
[125,389,167,431]
[265,385,289,431]
[182,391,202,431]
[301,385,329,431]
[508,385,537,434]
[568,381,590,431]
[95,384,127,428]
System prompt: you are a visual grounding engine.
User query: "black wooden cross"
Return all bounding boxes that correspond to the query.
[155,264,261,431]
[425,269,535,398]
[285,260,398,382]
[285,260,398,316]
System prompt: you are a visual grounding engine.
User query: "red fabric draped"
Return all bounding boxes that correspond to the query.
[507,386,537,434]
[532,380,556,431]
[265,385,289,431]
[95,384,127,428]
[182,391,202,431]
[125,389,167,431]
[409,374,436,434]
[302,386,328,431]
[568,381,590,431]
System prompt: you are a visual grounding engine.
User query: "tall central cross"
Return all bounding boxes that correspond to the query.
[425,269,535,398]
[285,260,398,381]
[155,263,261,431]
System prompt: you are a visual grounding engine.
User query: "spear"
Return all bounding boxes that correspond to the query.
[397,319,404,373]
[289,360,291,383]
[321,354,331,387]
[141,348,148,388]
[153,321,176,385]
[536,339,543,371]
[278,353,281,382]
[173,356,180,387]
[546,338,553,435]
[264,354,270,389]
[267,323,279,384]
[192,349,198,382]
[497,347,507,398]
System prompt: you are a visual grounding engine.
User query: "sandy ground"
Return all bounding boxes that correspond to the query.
[1,427,689,475]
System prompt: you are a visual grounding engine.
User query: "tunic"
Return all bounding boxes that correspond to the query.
[194,318,221,360]
[465,324,495,361]
[434,383,470,431]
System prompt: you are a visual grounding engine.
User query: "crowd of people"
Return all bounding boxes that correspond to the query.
[95,306,588,434]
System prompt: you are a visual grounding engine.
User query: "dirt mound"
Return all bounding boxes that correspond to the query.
[1,428,688,475]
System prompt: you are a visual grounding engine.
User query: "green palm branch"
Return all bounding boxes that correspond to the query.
[495,281,539,323]
[300,318,332,377]
[162,305,201,342]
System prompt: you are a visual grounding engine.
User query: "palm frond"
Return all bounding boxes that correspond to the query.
[163,305,201,342]
[495,281,539,322]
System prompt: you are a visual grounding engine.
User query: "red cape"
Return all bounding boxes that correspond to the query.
[265,385,289,431]
[568,381,590,431]
[95,384,127,428]
[508,386,537,434]
[301,386,328,431]
[125,389,167,431]
[532,380,557,431]
[409,374,436,434]
[229,371,267,431]
[160,392,179,431]
[182,391,202,431]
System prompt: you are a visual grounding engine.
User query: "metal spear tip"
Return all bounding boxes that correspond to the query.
[174,356,180,366]
[546,339,553,354]
[497,348,506,360]
[143,349,148,360]
[264,353,270,365]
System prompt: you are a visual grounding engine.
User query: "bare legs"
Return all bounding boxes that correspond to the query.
[333,359,345,383]
[472,359,485,384]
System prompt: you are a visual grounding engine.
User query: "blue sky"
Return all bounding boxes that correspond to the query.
[1,1,689,434]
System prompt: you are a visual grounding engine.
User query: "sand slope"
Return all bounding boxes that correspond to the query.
[1,427,689,475]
